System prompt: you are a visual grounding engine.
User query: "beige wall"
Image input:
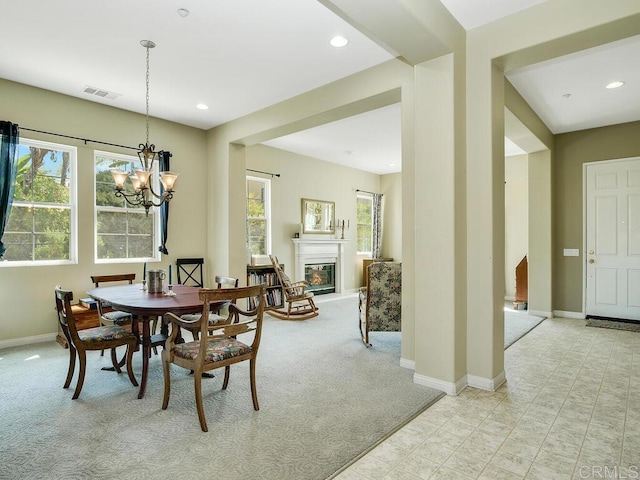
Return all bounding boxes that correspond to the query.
[0,79,208,344]
[554,121,640,313]
[380,172,402,263]
[246,144,394,291]
[505,154,528,299]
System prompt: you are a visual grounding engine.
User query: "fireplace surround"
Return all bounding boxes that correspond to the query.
[291,238,348,293]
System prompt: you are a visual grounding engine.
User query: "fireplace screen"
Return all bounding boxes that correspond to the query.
[304,263,335,295]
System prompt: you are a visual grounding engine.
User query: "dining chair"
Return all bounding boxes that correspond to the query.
[176,258,205,287]
[90,273,139,359]
[90,273,136,327]
[55,287,138,399]
[162,284,266,432]
[181,275,240,340]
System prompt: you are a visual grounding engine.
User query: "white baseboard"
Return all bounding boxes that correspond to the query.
[0,333,57,350]
[413,372,467,395]
[553,310,585,319]
[400,357,415,370]
[467,371,506,391]
[528,310,553,318]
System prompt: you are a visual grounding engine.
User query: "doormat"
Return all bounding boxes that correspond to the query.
[586,318,640,333]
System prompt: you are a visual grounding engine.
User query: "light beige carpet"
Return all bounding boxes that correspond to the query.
[0,297,442,480]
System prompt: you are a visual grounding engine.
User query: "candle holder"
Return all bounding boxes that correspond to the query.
[337,219,350,240]
[164,284,176,296]
[140,280,147,291]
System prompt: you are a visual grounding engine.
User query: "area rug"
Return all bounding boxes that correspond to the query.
[586,318,640,333]
[504,310,545,349]
[0,297,442,480]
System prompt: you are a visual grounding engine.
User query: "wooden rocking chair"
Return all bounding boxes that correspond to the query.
[267,255,319,320]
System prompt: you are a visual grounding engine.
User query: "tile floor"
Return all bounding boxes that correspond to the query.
[334,315,640,480]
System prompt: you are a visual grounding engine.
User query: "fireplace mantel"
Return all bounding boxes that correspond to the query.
[291,238,348,293]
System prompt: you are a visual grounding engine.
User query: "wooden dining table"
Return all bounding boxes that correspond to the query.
[87,283,223,399]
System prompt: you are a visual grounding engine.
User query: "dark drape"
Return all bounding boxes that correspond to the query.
[0,121,19,259]
[157,150,171,255]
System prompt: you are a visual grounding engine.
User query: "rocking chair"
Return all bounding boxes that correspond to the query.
[267,255,319,320]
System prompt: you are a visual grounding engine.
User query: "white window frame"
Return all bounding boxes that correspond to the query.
[356,194,373,255]
[0,138,78,267]
[246,175,272,258]
[94,150,160,264]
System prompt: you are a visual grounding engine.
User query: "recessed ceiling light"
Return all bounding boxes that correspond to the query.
[177,8,190,17]
[196,103,209,110]
[330,36,349,48]
[606,81,625,89]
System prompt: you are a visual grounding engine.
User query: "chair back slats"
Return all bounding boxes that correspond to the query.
[90,273,136,318]
[91,273,136,287]
[176,258,205,287]
[55,288,77,340]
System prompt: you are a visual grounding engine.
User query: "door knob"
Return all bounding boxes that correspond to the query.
[589,259,595,264]
[589,250,594,255]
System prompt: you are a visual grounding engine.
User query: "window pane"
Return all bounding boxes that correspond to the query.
[128,235,154,258]
[245,176,270,257]
[128,212,153,235]
[1,233,32,261]
[95,152,157,261]
[97,211,127,234]
[247,180,266,217]
[2,139,76,265]
[98,235,126,259]
[248,219,266,255]
[34,233,70,261]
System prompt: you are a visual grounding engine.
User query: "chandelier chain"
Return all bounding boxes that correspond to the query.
[145,44,150,146]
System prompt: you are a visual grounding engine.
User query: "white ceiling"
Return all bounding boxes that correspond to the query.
[1,1,638,172]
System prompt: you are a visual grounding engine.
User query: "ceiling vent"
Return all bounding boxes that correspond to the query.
[83,85,121,100]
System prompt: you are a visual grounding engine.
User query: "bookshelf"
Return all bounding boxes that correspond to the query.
[247,264,284,310]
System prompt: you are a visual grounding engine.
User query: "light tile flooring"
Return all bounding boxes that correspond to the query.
[335,315,640,480]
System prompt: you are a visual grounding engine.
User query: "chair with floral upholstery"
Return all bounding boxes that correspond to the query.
[55,287,138,399]
[162,284,266,432]
[358,262,402,347]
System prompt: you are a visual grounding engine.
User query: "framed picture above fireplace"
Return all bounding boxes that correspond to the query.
[301,198,335,234]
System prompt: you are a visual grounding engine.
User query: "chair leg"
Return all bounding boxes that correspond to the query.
[64,345,76,389]
[110,347,124,373]
[194,369,208,432]
[161,351,171,410]
[222,366,231,389]
[249,358,259,411]
[72,350,87,399]
[125,343,138,387]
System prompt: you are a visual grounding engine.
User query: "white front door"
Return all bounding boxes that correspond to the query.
[585,157,640,320]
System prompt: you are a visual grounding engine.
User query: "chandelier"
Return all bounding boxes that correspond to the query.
[110,40,178,216]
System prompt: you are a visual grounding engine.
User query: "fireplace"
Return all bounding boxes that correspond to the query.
[304,263,335,295]
[292,238,348,293]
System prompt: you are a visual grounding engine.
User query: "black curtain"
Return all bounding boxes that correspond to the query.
[0,121,19,259]
[157,150,171,255]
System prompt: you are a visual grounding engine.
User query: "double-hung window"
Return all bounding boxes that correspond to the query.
[2,138,77,265]
[95,151,159,262]
[246,176,271,256]
[356,194,373,255]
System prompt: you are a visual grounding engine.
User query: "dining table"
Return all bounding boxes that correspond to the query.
[87,283,224,399]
